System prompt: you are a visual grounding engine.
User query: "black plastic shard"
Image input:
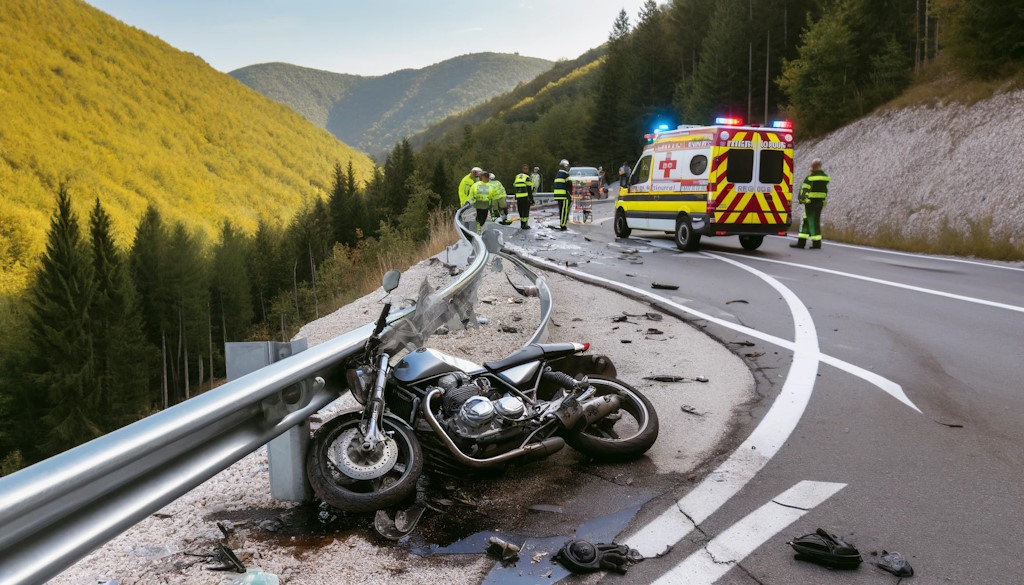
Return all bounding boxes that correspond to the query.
[787,528,863,569]
[876,550,913,576]
[554,539,643,574]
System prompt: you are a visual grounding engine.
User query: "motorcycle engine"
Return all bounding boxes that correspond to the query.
[433,375,528,453]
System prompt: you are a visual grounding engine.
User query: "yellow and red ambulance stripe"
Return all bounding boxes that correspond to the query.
[710,131,792,226]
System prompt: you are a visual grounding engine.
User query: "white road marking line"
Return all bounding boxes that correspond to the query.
[622,254,822,557]
[652,481,847,585]
[721,251,1024,314]
[770,235,1024,273]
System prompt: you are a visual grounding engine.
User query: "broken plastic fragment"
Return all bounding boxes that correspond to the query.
[875,550,913,576]
[651,282,679,290]
[695,376,709,383]
[643,375,686,382]
[787,528,862,569]
[554,539,643,575]
[487,536,522,562]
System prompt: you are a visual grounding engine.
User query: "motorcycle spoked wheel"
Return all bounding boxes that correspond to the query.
[307,412,423,513]
[564,376,659,462]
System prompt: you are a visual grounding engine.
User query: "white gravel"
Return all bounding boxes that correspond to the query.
[793,88,1024,247]
[50,241,754,585]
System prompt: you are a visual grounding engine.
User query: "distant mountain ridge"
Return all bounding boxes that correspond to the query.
[231,53,553,154]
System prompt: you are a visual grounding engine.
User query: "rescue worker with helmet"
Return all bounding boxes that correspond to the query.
[513,164,534,229]
[488,173,509,224]
[531,167,542,192]
[459,167,482,207]
[469,170,494,233]
[791,159,831,249]
[552,159,571,231]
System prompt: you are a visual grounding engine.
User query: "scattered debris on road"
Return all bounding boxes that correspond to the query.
[680,405,702,416]
[872,550,914,577]
[788,528,863,569]
[487,536,522,562]
[725,299,749,305]
[505,273,539,297]
[644,375,687,382]
[695,376,709,382]
[651,282,679,290]
[554,539,643,575]
[729,340,756,347]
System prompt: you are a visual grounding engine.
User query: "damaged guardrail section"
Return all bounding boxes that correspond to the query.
[0,206,499,585]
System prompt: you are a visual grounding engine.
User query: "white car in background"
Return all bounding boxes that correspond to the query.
[568,166,609,199]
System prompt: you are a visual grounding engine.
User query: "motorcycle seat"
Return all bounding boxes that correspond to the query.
[483,343,579,372]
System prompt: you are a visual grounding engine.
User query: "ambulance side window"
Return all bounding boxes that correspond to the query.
[631,155,653,188]
[759,150,785,184]
[726,149,754,183]
[689,155,708,176]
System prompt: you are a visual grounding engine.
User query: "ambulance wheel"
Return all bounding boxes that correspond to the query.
[739,235,764,250]
[614,209,631,238]
[674,215,701,251]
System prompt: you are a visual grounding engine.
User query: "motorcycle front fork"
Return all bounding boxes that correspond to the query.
[361,352,391,451]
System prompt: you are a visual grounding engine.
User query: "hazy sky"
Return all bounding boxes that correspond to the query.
[86,1,653,76]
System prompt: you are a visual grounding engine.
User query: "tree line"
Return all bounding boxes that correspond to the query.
[0,140,447,472]
[412,0,1023,183]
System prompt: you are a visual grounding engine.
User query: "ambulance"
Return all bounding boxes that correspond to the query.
[614,118,794,251]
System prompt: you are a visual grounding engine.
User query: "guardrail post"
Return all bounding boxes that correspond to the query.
[226,340,311,502]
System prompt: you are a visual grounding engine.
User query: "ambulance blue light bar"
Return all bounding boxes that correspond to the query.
[771,120,793,129]
[715,117,743,126]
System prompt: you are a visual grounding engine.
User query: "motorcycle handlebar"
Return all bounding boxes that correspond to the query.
[373,302,392,337]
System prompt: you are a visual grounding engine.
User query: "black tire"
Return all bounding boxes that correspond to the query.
[739,235,764,250]
[614,208,631,238]
[564,377,659,461]
[674,215,701,251]
[307,413,422,513]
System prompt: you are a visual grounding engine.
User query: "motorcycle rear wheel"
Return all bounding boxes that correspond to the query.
[564,376,659,461]
[307,412,422,513]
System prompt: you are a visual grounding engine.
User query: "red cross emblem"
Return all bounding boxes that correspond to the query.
[659,153,677,178]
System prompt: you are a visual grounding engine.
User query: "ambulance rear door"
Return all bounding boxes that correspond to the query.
[710,129,793,232]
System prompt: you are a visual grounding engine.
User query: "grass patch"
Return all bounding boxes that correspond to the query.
[825,214,1024,261]
[884,55,1024,111]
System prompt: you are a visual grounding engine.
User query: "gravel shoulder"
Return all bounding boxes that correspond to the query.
[51,241,754,585]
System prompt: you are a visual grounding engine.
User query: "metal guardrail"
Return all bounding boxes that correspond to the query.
[0,206,491,585]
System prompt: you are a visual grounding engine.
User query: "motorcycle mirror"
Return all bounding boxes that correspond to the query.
[381,269,401,293]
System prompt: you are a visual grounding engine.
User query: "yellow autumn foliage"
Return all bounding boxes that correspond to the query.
[0,0,375,293]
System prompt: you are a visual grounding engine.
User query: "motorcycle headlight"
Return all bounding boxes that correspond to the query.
[346,367,372,404]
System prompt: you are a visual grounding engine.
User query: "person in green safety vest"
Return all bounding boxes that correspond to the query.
[531,166,542,193]
[791,159,831,249]
[488,173,509,224]
[552,159,571,231]
[469,171,494,233]
[513,164,534,229]
[459,167,482,207]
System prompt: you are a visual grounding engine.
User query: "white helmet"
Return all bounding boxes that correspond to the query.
[471,167,483,175]
[559,159,569,169]
[489,173,495,180]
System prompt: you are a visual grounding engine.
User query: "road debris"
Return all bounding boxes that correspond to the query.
[725,299,749,304]
[646,328,663,335]
[554,539,643,575]
[374,504,426,540]
[506,273,539,297]
[643,375,687,382]
[621,339,632,344]
[651,283,679,290]
[480,296,498,304]
[209,542,245,573]
[532,551,550,564]
[680,405,702,416]
[566,261,578,267]
[745,351,765,358]
[499,325,520,333]
[872,550,914,577]
[788,528,863,569]
[487,536,522,562]
[695,376,709,383]
[729,340,756,347]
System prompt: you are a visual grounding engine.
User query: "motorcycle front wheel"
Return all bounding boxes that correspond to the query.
[564,376,659,462]
[307,412,422,513]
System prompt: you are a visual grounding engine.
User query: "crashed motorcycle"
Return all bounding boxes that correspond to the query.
[307,269,659,512]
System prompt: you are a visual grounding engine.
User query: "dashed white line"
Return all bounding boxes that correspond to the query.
[652,481,847,585]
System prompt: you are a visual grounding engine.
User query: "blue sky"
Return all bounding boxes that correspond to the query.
[86,1,652,76]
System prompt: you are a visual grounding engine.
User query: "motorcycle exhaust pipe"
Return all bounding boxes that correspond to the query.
[580,394,622,426]
[422,389,565,468]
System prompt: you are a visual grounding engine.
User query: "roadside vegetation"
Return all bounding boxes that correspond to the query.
[828,215,1024,261]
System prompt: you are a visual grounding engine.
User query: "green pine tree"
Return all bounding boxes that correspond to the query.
[27,184,101,455]
[211,221,254,352]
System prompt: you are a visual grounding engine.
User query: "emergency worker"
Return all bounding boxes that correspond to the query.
[459,167,482,207]
[618,161,630,187]
[513,164,534,229]
[531,167,542,193]
[552,159,571,231]
[469,171,494,233]
[488,173,508,223]
[791,159,831,249]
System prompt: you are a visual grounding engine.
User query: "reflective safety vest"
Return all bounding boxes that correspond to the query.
[553,169,570,198]
[470,181,494,209]
[513,173,532,197]
[490,180,506,201]
[459,173,475,206]
[801,170,830,200]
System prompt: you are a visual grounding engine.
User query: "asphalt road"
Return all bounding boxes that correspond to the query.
[502,197,1024,584]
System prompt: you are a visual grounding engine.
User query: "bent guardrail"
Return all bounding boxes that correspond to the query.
[0,206,488,585]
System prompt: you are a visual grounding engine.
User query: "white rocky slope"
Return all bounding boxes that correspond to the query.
[793,88,1024,246]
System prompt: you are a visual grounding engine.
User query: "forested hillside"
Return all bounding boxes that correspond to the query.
[0,0,375,295]
[231,53,553,155]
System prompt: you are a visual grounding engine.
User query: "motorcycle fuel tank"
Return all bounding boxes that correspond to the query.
[393,348,484,382]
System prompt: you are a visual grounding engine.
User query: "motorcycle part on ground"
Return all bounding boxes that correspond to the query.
[373,503,426,540]
[554,539,643,574]
[787,528,863,569]
[562,377,659,461]
[307,412,423,513]
[487,536,523,562]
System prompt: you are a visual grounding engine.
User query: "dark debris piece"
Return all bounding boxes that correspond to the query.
[874,550,913,577]
[644,375,687,382]
[554,539,643,575]
[725,299,749,304]
[651,282,679,290]
[788,528,862,569]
